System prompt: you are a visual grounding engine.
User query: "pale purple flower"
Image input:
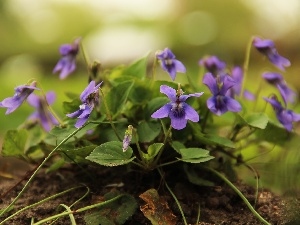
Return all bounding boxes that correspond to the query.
[67,81,102,128]
[0,81,39,114]
[264,95,300,131]
[156,48,186,81]
[27,91,58,131]
[122,125,133,152]
[253,37,290,71]
[262,72,296,105]
[203,73,242,116]
[151,85,203,130]
[199,56,226,76]
[53,38,81,79]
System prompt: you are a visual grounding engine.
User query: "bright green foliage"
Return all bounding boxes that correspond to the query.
[142,143,164,162]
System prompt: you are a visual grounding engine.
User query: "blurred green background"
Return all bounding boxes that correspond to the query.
[1,0,300,194]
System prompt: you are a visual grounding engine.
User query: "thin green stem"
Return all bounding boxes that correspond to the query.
[0,186,84,225]
[155,159,180,168]
[158,168,187,225]
[99,88,122,141]
[59,204,77,225]
[201,166,270,225]
[79,39,91,76]
[201,108,210,133]
[240,36,254,98]
[152,56,157,81]
[32,195,124,225]
[0,124,91,217]
[132,128,145,164]
[153,126,172,166]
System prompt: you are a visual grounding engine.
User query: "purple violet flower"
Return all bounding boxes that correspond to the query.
[27,91,58,131]
[151,85,203,130]
[253,37,290,71]
[67,81,102,128]
[0,81,39,114]
[156,48,186,81]
[203,73,242,116]
[199,56,226,76]
[264,95,300,131]
[262,72,296,105]
[243,90,256,101]
[53,38,81,79]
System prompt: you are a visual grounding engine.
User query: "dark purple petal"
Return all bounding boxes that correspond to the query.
[243,90,256,101]
[207,96,227,116]
[253,37,274,49]
[203,73,218,95]
[173,59,186,73]
[267,53,291,71]
[75,116,89,128]
[80,81,96,102]
[262,72,283,84]
[199,56,226,75]
[169,113,187,130]
[151,104,172,119]
[160,85,177,102]
[183,103,199,122]
[66,109,83,118]
[220,75,237,95]
[277,83,296,105]
[59,44,73,56]
[224,97,242,112]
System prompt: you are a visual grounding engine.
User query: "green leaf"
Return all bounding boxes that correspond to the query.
[84,191,138,225]
[45,121,99,145]
[170,141,186,154]
[142,143,164,161]
[123,55,148,79]
[195,133,235,149]
[2,129,28,159]
[137,121,161,142]
[178,148,214,163]
[46,158,65,173]
[183,164,214,186]
[62,145,97,163]
[255,120,299,146]
[86,141,135,166]
[145,97,169,120]
[128,80,152,104]
[103,81,134,116]
[237,112,268,129]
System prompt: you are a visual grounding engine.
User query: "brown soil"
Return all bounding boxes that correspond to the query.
[0,157,299,225]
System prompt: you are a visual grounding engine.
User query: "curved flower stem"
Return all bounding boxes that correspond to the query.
[32,194,125,225]
[99,88,122,141]
[0,186,86,225]
[0,123,91,217]
[240,36,254,98]
[79,39,91,78]
[158,168,188,225]
[201,166,271,225]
